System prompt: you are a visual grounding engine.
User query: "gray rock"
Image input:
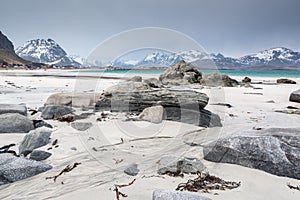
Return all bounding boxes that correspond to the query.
[153,190,211,200]
[29,150,52,161]
[41,105,74,119]
[71,122,93,131]
[45,93,101,107]
[277,78,296,84]
[96,88,221,127]
[201,73,239,87]
[289,89,300,103]
[266,100,275,103]
[124,163,139,176]
[204,128,300,179]
[0,104,27,116]
[126,76,142,82]
[138,105,164,124]
[275,109,300,115]
[242,77,251,83]
[0,153,52,186]
[33,120,53,129]
[19,127,52,155]
[0,113,34,133]
[105,81,151,94]
[159,60,202,85]
[158,156,205,175]
[144,78,163,88]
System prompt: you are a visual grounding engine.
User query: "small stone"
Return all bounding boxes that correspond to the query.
[29,150,52,161]
[124,163,139,176]
[71,122,93,131]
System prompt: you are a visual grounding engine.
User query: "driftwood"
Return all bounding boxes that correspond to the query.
[46,162,81,182]
[287,183,300,191]
[176,172,240,193]
[114,179,136,200]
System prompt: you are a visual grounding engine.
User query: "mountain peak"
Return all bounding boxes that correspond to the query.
[0,31,14,51]
[16,38,81,67]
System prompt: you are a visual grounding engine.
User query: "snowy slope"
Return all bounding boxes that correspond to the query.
[16,39,81,67]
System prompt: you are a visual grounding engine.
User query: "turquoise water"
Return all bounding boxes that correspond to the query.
[73,69,300,78]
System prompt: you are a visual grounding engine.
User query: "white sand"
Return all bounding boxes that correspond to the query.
[0,70,300,200]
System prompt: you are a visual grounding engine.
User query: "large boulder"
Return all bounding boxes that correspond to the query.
[45,93,101,107]
[157,156,205,175]
[105,81,151,93]
[41,105,74,120]
[289,89,300,103]
[95,88,221,127]
[203,128,300,179]
[0,104,27,116]
[19,127,52,155]
[159,60,202,85]
[126,76,142,82]
[201,73,239,87]
[153,190,211,200]
[0,113,34,133]
[0,153,52,186]
[277,78,296,84]
[144,78,163,88]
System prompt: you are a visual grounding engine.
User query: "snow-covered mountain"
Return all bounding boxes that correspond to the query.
[111,47,300,69]
[16,39,81,67]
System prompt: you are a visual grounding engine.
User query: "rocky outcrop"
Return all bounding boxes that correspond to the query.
[0,153,52,186]
[157,156,205,175]
[203,128,300,179]
[289,89,300,103]
[159,60,202,85]
[41,105,74,119]
[153,190,211,200]
[0,104,27,116]
[201,73,239,87]
[138,105,164,124]
[19,127,52,155]
[277,78,296,84]
[96,81,222,127]
[45,93,101,107]
[0,113,34,133]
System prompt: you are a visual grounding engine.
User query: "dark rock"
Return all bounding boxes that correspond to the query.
[266,100,275,103]
[242,77,251,83]
[277,78,296,84]
[275,109,300,115]
[124,163,139,176]
[33,120,53,129]
[203,128,300,179]
[126,76,142,82]
[144,78,163,88]
[159,60,202,85]
[29,150,52,161]
[19,127,52,155]
[0,113,34,133]
[201,73,239,87]
[0,153,52,186]
[289,89,300,103]
[157,156,205,175]
[71,122,93,131]
[41,105,74,119]
[95,88,221,127]
[153,189,211,200]
[0,104,27,116]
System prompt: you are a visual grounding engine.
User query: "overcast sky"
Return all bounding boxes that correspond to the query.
[1,0,299,58]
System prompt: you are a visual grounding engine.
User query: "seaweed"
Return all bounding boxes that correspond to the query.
[46,162,81,182]
[114,179,136,200]
[287,183,300,191]
[176,172,240,193]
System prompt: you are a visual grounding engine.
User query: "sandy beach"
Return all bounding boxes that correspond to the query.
[0,69,300,200]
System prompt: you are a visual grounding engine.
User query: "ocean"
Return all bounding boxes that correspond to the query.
[73,69,300,78]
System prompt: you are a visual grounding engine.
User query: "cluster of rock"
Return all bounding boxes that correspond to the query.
[0,104,55,186]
